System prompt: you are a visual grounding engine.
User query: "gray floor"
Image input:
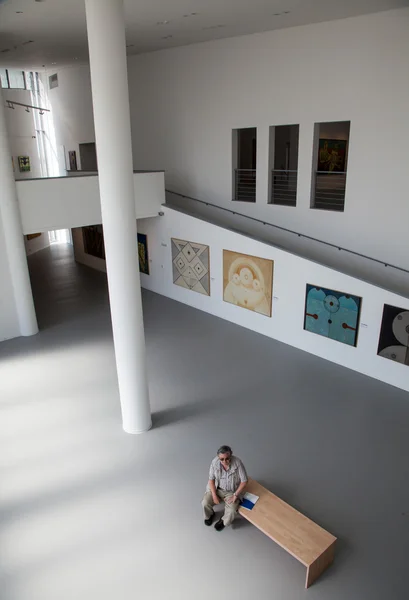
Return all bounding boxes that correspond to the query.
[1,243,409,600]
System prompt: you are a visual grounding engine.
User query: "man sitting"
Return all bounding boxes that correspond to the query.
[202,445,248,531]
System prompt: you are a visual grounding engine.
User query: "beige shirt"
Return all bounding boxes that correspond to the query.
[207,455,248,494]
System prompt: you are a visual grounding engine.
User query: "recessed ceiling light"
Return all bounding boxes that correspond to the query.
[51,62,57,65]
[74,57,79,60]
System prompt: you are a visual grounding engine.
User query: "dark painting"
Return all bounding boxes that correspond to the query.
[82,225,105,260]
[377,304,409,366]
[137,233,149,275]
[68,150,78,171]
[317,139,347,172]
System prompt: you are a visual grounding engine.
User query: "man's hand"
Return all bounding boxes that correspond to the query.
[212,495,220,505]
[226,494,237,505]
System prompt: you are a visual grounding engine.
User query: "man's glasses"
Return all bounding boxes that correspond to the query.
[220,457,231,462]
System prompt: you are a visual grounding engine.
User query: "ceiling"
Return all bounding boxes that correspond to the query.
[0,0,408,70]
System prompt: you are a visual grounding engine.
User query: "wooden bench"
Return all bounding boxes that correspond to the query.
[238,479,337,588]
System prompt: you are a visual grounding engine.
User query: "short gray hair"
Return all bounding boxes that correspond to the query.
[217,445,232,456]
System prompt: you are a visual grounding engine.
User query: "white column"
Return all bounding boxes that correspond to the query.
[0,86,38,337]
[85,0,151,433]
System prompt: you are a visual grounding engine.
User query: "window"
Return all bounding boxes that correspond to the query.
[311,121,350,211]
[0,69,27,89]
[232,127,257,202]
[269,124,299,206]
[0,68,8,88]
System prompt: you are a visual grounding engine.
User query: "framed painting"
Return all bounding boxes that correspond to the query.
[304,284,361,347]
[172,238,210,296]
[317,139,347,172]
[82,225,105,259]
[223,250,273,317]
[68,150,78,171]
[18,155,30,172]
[138,233,149,275]
[377,304,409,367]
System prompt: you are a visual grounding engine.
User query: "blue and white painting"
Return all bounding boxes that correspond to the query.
[304,285,361,347]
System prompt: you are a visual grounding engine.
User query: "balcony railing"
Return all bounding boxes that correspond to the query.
[313,171,347,211]
[271,169,297,206]
[234,169,256,202]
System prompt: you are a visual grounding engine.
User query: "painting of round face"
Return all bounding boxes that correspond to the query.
[223,251,274,317]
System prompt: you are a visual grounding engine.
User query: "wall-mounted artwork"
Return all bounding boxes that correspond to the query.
[377,304,409,367]
[317,139,347,172]
[223,250,273,317]
[137,233,149,275]
[18,155,30,172]
[172,238,210,296]
[304,285,361,346]
[82,225,105,260]
[26,233,41,241]
[68,150,77,171]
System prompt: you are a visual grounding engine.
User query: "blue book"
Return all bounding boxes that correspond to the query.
[240,492,259,510]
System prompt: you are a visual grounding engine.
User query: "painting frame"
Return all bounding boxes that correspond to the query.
[223,250,274,318]
[171,238,210,296]
[377,304,409,367]
[303,284,361,347]
[317,139,347,173]
[18,155,31,172]
[137,232,150,275]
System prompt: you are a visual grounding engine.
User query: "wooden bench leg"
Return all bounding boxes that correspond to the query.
[305,542,336,589]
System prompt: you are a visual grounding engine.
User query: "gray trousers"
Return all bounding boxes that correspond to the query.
[202,489,240,526]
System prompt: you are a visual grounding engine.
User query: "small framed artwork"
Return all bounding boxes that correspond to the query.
[68,150,78,171]
[304,284,361,347]
[317,139,347,172]
[377,304,409,367]
[171,238,210,295]
[138,233,149,275]
[18,156,30,172]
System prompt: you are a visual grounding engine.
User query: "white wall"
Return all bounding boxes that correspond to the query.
[128,8,409,278]
[3,89,42,180]
[16,171,165,234]
[24,232,50,256]
[0,213,20,342]
[139,206,409,395]
[47,66,96,171]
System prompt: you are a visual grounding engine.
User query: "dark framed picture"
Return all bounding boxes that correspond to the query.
[68,150,78,171]
[377,304,409,367]
[317,139,347,172]
[138,233,149,275]
[82,225,105,260]
[18,155,31,172]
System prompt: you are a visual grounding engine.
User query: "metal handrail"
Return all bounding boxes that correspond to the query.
[165,189,409,276]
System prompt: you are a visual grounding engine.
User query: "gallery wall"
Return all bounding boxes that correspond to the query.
[128,8,409,278]
[24,233,50,256]
[137,207,409,395]
[46,66,96,172]
[3,89,42,180]
[0,213,20,342]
